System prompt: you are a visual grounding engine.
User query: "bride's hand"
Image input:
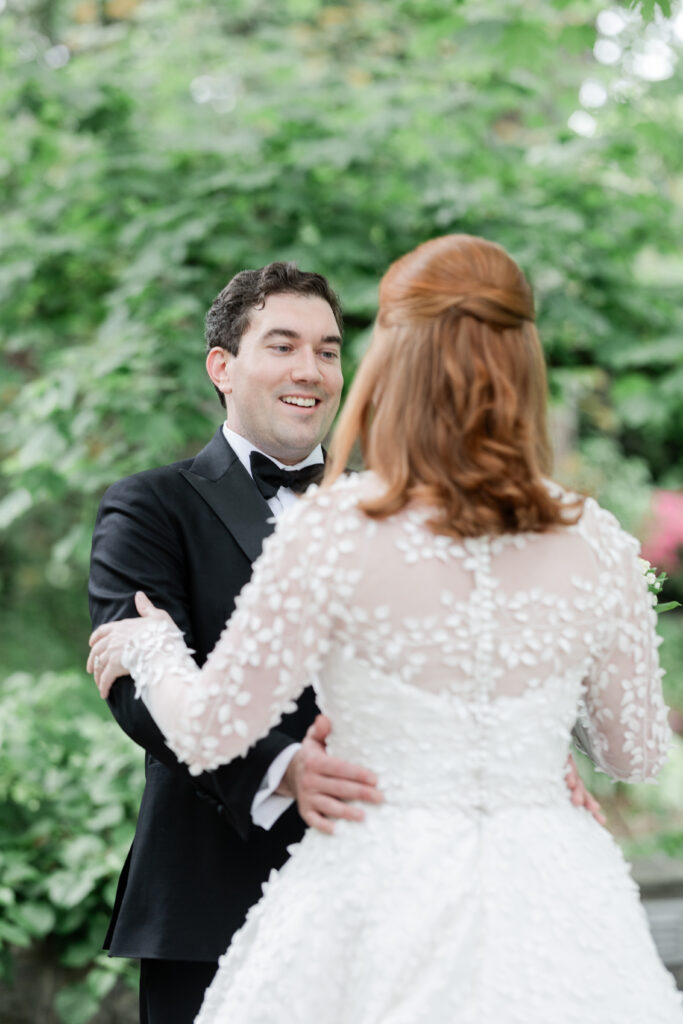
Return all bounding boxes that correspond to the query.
[87,592,175,699]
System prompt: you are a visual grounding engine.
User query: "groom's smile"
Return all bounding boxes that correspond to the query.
[279,394,321,408]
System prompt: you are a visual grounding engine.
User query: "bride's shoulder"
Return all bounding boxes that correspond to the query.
[545,479,639,561]
[306,469,378,505]
[279,470,375,528]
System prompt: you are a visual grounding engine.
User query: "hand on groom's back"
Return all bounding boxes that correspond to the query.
[277,714,384,834]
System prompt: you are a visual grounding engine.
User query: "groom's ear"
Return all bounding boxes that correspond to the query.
[206,347,233,399]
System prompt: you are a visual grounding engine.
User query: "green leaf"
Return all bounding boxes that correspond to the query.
[86,966,117,999]
[10,902,56,937]
[60,940,101,969]
[55,983,100,1024]
[87,804,124,831]
[0,919,31,948]
[0,488,33,529]
[61,835,106,870]
[609,337,683,371]
[611,374,668,432]
[46,871,97,909]
[0,887,15,906]
[631,0,673,19]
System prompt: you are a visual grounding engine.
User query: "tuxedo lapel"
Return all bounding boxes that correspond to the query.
[179,428,274,564]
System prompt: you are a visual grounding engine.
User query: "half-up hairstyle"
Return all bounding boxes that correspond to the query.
[326,234,583,537]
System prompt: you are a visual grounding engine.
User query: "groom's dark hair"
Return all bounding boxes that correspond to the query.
[205,261,343,407]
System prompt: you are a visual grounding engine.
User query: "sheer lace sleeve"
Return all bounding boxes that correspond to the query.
[121,490,336,775]
[579,499,672,783]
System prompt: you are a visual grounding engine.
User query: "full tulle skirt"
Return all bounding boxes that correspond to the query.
[195,801,683,1024]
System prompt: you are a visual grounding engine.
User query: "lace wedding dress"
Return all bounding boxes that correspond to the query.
[122,473,683,1023]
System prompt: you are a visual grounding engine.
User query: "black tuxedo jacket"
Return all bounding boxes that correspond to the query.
[88,428,316,961]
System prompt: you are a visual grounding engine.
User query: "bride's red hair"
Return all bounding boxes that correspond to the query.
[326,234,582,537]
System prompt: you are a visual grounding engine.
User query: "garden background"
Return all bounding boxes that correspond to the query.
[1,0,683,1020]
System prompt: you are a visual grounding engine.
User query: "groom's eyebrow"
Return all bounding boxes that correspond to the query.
[262,327,342,345]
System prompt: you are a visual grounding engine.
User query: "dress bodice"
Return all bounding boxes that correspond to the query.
[320,655,578,811]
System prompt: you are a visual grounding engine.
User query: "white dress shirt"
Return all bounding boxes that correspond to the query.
[223,424,323,830]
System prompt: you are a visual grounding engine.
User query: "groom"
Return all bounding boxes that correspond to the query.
[88,263,381,1023]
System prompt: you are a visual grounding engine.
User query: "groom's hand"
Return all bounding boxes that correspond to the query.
[277,715,383,835]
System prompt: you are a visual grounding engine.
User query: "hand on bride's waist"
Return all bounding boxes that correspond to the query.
[278,714,384,835]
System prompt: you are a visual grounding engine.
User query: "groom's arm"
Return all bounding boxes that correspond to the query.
[88,473,310,840]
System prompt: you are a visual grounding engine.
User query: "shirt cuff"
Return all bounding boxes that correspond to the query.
[250,743,301,831]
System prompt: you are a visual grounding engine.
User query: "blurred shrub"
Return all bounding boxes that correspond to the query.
[0,670,142,1022]
[558,435,655,537]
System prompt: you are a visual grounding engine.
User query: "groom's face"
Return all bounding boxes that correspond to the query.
[223,293,343,465]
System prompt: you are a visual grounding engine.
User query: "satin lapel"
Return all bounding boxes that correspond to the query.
[179,429,274,564]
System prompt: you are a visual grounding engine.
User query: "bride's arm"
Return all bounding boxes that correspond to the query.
[89,495,335,776]
[581,505,672,783]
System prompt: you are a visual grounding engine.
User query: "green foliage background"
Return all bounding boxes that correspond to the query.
[1,0,682,1018]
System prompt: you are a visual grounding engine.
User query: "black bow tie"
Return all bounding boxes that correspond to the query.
[249,451,324,500]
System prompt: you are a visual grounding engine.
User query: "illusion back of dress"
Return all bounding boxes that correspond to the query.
[312,480,651,805]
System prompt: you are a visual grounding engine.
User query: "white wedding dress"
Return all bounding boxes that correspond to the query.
[122,473,683,1023]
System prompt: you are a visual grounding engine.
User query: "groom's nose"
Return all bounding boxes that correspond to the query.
[290,345,323,382]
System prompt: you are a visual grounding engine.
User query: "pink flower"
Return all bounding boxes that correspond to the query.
[641,490,683,575]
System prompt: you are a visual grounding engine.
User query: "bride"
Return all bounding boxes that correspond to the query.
[88,234,683,1022]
